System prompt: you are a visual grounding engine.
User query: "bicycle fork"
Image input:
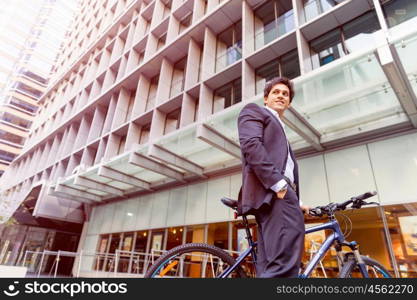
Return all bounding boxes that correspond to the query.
[337,241,369,278]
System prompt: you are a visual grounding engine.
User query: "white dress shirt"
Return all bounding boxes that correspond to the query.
[264,106,302,205]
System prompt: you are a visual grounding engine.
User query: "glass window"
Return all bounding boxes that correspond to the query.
[0,150,16,162]
[310,11,380,69]
[303,0,346,23]
[170,57,186,98]
[216,21,242,72]
[254,0,295,50]
[178,12,192,34]
[132,231,148,274]
[95,234,109,271]
[156,32,167,51]
[207,222,228,250]
[384,203,417,277]
[343,11,380,53]
[213,78,242,113]
[185,225,205,244]
[281,50,301,79]
[310,28,343,68]
[146,76,158,111]
[382,0,417,28]
[164,108,181,135]
[117,232,134,273]
[9,97,38,113]
[0,112,31,129]
[255,49,300,94]
[166,227,184,250]
[0,129,25,145]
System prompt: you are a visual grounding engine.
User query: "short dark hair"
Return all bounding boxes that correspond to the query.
[263,76,294,102]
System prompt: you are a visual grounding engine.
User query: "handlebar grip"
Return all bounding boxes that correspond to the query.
[354,191,377,201]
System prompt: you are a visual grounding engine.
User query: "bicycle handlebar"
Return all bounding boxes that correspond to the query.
[309,191,378,217]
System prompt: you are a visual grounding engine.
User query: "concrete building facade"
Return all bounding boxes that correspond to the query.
[1,0,417,277]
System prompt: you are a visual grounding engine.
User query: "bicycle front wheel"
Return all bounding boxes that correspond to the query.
[144,243,247,278]
[339,254,392,278]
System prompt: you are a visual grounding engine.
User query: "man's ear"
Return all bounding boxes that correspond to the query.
[263,97,267,105]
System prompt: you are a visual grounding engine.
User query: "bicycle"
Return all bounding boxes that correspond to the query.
[144,191,392,278]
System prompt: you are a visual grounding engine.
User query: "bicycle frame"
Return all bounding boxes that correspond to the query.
[219,219,369,278]
[299,220,344,278]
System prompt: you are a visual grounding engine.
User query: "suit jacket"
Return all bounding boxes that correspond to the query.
[237,103,299,215]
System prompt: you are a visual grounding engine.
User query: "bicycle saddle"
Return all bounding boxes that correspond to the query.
[221,197,238,209]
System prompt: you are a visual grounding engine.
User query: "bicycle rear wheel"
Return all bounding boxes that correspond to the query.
[339,254,392,278]
[144,243,247,278]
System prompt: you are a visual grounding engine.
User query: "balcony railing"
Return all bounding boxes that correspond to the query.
[215,44,242,73]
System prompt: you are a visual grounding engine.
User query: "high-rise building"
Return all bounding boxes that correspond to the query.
[0,0,417,277]
[0,0,79,177]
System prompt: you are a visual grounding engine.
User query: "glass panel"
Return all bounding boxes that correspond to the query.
[254,1,294,50]
[255,60,280,94]
[157,125,235,167]
[255,50,300,94]
[205,96,304,147]
[213,78,242,112]
[95,234,109,271]
[281,50,301,79]
[303,0,346,23]
[382,0,417,28]
[186,225,205,243]
[383,203,417,277]
[216,21,242,72]
[310,29,344,69]
[394,28,417,96]
[166,227,183,250]
[117,233,134,273]
[293,52,403,135]
[343,12,380,54]
[207,222,228,250]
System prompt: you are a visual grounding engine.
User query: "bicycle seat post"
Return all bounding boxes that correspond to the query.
[242,215,254,247]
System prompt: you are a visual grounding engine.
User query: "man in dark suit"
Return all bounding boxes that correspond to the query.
[237,76,307,278]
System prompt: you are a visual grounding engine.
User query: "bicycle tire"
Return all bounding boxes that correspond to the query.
[144,243,247,278]
[339,254,392,278]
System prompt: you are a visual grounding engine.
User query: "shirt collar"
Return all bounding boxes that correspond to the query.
[264,105,285,128]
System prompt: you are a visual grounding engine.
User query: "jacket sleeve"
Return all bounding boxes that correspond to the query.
[238,103,284,190]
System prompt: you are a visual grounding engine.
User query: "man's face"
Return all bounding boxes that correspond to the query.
[264,83,291,115]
